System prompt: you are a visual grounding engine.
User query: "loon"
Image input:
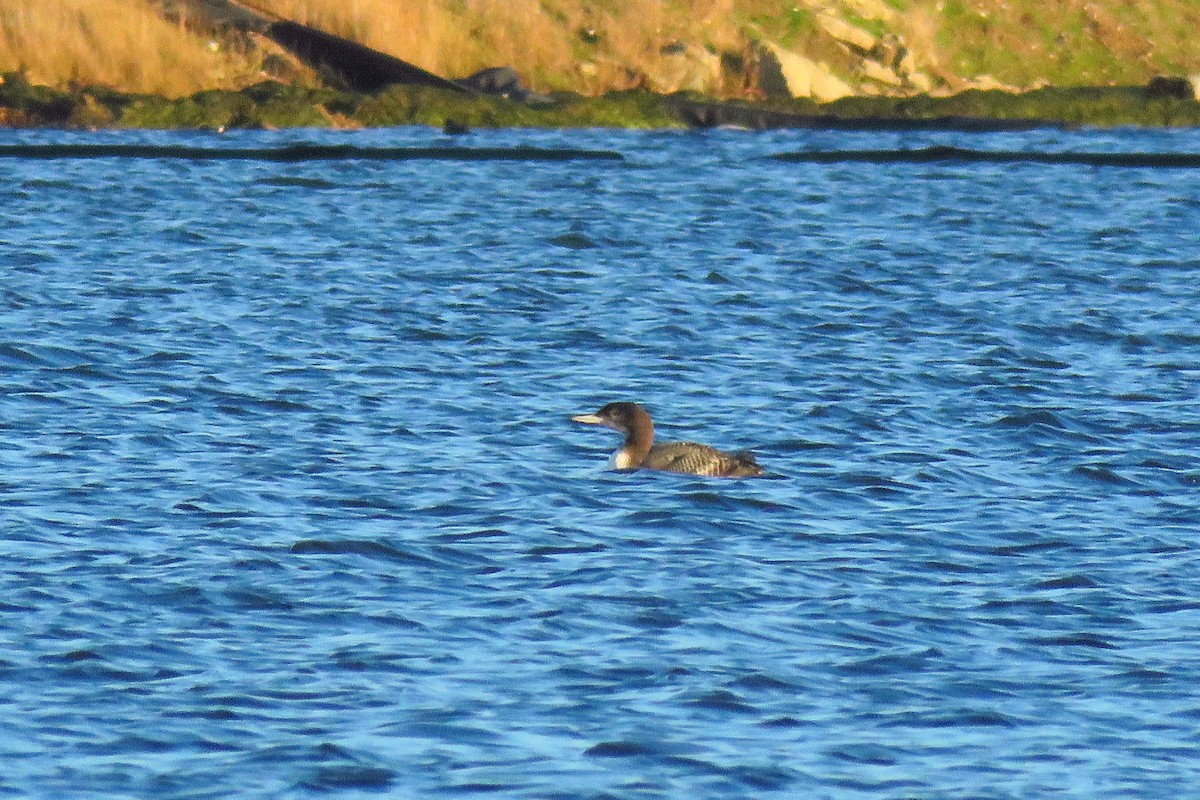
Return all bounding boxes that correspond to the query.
[571,402,765,478]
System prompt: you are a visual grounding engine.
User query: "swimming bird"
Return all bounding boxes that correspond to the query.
[571,402,764,478]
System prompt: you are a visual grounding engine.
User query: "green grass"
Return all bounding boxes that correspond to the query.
[842,10,889,40]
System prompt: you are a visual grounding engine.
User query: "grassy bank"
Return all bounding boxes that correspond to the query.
[1,1,1199,129]
[3,1,1199,99]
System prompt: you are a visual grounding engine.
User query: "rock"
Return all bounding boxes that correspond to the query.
[907,71,932,94]
[1147,75,1195,100]
[758,43,853,102]
[924,70,1018,97]
[964,74,1018,92]
[859,58,903,87]
[457,66,551,104]
[459,66,522,96]
[647,42,721,94]
[669,99,830,129]
[818,13,877,53]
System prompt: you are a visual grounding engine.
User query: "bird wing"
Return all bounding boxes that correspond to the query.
[643,441,761,477]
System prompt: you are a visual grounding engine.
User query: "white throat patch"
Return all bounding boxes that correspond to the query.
[612,449,637,470]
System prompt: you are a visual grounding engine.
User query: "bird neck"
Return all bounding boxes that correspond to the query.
[616,407,654,467]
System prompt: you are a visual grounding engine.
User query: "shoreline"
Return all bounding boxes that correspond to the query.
[3,72,1200,132]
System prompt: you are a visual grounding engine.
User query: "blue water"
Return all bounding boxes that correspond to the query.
[3,124,1200,799]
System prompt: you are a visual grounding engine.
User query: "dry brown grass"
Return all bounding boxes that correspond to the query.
[894,3,942,69]
[0,0,263,96]
[246,0,754,91]
[246,0,574,86]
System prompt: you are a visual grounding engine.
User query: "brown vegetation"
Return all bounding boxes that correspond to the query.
[0,0,262,96]
[243,0,778,92]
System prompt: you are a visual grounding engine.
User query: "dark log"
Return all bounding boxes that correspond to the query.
[265,21,470,94]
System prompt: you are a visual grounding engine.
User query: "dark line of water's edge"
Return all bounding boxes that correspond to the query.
[771,145,1200,168]
[0,144,624,162]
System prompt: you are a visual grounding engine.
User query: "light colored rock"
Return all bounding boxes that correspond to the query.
[859,58,903,87]
[1191,74,1200,100]
[907,71,932,94]
[758,43,854,102]
[809,65,856,102]
[965,74,1019,92]
[817,13,877,53]
[647,43,721,94]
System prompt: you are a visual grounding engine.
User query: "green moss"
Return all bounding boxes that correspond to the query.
[806,85,1200,128]
[117,95,221,129]
[76,80,679,131]
[842,10,889,40]
[254,99,334,128]
[354,86,525,127]
[235,82,342,128]
[552,90,682,128]
[107,83,341,129]
[4,70,1199,130]
[352,86,680,129]
[67,93,116,128]
[190,90,256,125]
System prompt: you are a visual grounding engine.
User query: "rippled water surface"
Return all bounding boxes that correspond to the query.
[3,126,1200,798]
